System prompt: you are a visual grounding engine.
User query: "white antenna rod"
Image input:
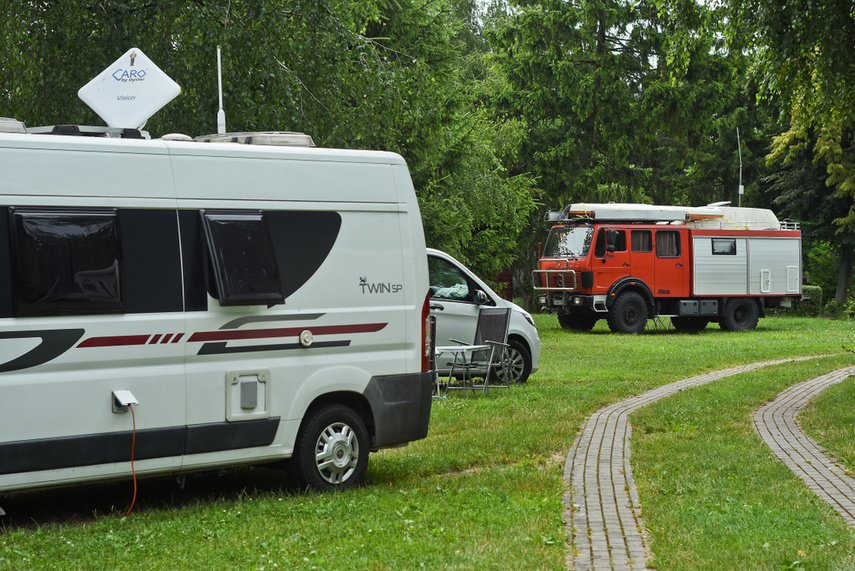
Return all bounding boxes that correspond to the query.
[737,127,744,207]
[217,45,226,135]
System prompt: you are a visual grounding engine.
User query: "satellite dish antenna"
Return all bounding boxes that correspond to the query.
[78,47,181,129]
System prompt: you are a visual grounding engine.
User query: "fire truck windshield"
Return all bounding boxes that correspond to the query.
[544,225,593,258]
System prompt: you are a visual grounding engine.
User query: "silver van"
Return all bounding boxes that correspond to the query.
[428,248,540,383]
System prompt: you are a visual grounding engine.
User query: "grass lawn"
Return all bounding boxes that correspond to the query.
[1,315,854,570]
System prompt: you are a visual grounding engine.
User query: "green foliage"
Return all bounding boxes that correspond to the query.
[0,0,537,281]
[487,0,767,213]
[662,0,855,261]
[798,285,823,317]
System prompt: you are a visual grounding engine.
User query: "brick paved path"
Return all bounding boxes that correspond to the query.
[754,366,855,527]
[563,359,804,571]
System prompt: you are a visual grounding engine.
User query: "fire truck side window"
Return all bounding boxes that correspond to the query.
[655,230,681,258]
[631,230,652,252]
[594,228,626,258]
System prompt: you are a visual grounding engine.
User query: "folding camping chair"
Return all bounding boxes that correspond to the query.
[445,306,512,395]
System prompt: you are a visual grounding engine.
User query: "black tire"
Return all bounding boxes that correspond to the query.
[607,291,648,334]
[558,312,598,331]
[290,404,369,491]
[491,337,532,384]
[670,316,709,332]
[720,298,760,331]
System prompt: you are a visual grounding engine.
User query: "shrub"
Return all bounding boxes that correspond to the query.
[798,285,823,316]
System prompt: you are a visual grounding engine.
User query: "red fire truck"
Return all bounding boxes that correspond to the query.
[533,202,802,333]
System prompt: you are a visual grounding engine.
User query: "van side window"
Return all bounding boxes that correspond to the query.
[631,230,652,252]
[201,210,285,306]
[11,208,122,316]
[656,230,681,258]
[428,256,471,302]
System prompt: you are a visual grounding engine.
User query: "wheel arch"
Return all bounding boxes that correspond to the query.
[302,392,375,446]
[607,278,655,313]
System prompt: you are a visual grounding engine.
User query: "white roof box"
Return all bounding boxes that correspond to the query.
[196,131,315,147]
[689,207,781,230]
[564,203,724,223]
[0,118,27,134]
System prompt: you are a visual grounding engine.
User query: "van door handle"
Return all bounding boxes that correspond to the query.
[430,303,444,311]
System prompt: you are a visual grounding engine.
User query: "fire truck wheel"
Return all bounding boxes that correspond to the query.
[670,316,709,332]
[557,312,598,331]
[289,404,369,491]
[721,298,760,331]
[607,291,649,334]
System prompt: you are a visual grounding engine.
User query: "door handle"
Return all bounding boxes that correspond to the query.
[676,263,683,267]
[430,303,444,311]
[622,263,630,267]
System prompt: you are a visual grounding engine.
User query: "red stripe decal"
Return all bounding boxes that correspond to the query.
[188,323,387,343]
[77,324,385,349]
[78,335,151,348]
[161,333,173,344]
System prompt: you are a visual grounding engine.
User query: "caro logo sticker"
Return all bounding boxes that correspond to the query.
[111,52,147,82]
[359,277,402,294]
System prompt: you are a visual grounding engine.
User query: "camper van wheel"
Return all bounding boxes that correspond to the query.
[720,298,760,331]
[291,404,369,491]
[607,291,648,334]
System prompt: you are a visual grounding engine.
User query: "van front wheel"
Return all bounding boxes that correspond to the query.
[290,404,369,491]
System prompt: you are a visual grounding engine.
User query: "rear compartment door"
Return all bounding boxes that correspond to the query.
[653,228,688,297]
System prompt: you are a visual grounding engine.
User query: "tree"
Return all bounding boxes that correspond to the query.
[487,0,764,211]
[661,0,855,302]
[766,134,855,303]
[0,0,537,280]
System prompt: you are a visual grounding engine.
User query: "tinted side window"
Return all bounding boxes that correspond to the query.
[119,209,183,314]
[201,210,284,306]
[11,208,122,316]
[631,230,652,252]
[428,256,471,302]
[655,230,681,258]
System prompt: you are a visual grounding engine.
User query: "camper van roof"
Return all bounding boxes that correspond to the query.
[0,118,315,147]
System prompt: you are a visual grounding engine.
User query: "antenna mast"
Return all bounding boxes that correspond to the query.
[737,127,744,207]
[217,45,226,135]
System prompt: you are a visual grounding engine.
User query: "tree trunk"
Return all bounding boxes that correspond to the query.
[836,256,852,303]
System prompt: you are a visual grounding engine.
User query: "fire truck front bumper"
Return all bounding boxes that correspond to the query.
[538,293,607,312]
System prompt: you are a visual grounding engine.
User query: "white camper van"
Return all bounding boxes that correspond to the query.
[0,119,433,496]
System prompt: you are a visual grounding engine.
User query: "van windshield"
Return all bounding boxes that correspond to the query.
[543,225,594,258]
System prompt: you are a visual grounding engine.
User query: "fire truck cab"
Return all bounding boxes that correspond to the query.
[534,203,802,333]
